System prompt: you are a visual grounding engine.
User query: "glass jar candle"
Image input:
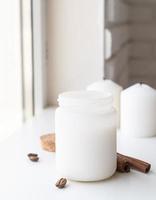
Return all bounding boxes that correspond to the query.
[55,91,117,182]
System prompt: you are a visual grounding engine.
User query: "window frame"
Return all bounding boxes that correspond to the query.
[31,0,47,115]
[20,0,34,120]
[20,0,47,119]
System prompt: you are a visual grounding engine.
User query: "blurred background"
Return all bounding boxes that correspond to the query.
[105,0,156,88]
[1,0,156,141]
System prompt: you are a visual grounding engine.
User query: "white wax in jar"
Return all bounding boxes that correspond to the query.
[55,91,117,181]
[120,83,156,137]
[87,80,123,127]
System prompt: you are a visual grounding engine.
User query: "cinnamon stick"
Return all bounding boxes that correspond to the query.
[117,155,130,173]
[117,153,151,173]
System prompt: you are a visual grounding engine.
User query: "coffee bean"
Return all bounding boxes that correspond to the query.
[55,178,67,189]
[27,153,39,162]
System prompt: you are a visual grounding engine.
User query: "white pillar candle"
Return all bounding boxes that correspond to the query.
[87,80,123,127]
[55,91,117,181]
[120,83,156,138]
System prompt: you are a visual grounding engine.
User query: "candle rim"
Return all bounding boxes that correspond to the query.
[58,90,113,107]
[122,83,156,96]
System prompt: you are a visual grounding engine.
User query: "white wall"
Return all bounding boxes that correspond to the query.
[46,0,104,105]
[105,0,130,88]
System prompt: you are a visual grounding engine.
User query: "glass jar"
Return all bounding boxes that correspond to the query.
[55,91,117,182]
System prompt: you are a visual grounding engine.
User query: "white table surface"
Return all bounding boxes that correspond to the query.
[0,107,156,200]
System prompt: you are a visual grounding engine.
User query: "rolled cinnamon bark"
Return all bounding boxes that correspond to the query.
[117,155,130,173]
[117,153,151,173]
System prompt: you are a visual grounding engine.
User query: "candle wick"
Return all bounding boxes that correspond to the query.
[140,82,143,85]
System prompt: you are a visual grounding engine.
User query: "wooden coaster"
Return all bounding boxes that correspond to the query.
[40,133,55,152]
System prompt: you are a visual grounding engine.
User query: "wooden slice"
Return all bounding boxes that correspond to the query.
[40,133,55,152]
